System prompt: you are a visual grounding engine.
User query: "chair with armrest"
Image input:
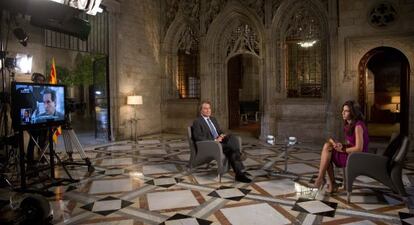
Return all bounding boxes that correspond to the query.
[187,126,236,182]
[339,132,398,190]
[346,134,409,203]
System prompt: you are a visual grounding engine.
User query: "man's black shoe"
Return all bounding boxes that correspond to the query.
[235,174,252,183]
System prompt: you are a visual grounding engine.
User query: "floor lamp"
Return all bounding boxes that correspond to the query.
[127,95,143,142]
[391,96,400,112]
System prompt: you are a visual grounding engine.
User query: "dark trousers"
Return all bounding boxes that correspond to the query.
[220,134,244,175]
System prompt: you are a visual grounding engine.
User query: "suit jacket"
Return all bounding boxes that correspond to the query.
[38,110,64,119]
[192,116,223,142]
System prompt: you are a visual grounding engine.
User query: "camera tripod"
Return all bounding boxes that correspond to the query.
[60,116,94,173]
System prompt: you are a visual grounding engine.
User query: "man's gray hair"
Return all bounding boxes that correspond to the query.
[199,100,212,111]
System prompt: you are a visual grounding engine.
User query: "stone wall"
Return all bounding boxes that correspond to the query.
[115,0,163,139]
[2,17,78,84]
[1,0,164,141]
[162,99,199,134]
[160,0,414,143]
[274,100,329,142]
[337,0,414,140]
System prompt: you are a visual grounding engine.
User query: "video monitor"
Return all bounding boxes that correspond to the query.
[11,82,66,129]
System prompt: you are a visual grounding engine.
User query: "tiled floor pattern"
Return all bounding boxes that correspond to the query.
[3,133,414,225]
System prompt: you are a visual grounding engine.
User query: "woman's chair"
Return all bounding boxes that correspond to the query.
[187,127,231,182]
[346,134,409,203]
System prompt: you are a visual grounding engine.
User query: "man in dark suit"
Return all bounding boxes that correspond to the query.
[192,100,251,183]
[22,109,31,124]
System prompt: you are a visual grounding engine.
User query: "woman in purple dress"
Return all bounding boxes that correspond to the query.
[313,100,369,193]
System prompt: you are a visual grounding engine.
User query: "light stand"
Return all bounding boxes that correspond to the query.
[127,95,142,142]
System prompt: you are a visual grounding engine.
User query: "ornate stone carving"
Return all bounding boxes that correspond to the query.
[164,0,199,33]
[240,0,264,21]
[343,69,357,82]
[203,0,227,33]
[178,25,199,53]
[226,24,260,56]
[179,0,200,24]
[368,2,398,28]
[165,0,179,30]
[285,5,321,40]
[272,0,281,19]
[319,0,329,11]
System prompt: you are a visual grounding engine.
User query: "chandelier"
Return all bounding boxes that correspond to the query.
[286,7,320,48]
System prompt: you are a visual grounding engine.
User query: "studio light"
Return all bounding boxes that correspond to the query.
[13,28,29,47]
[15,54,33,74]
[49,0,103,15]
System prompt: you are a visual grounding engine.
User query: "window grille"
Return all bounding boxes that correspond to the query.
[177,50,200,99]
[44,11,109,55]
[285,6,326,98]
[286,41,323,97]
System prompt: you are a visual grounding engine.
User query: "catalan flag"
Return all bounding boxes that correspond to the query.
[50,58,57,84]
[50,58,61,143]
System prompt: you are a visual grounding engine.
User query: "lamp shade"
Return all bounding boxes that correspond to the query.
[127,95,143,105]
[391,96,400,104]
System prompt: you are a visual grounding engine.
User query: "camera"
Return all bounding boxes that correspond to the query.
[5,58,16,69]
[65,98,84,113]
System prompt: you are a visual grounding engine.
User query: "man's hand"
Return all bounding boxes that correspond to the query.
[215,134,226,142]
[215,136,224,142]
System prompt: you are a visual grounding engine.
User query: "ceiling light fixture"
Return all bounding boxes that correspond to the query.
[298,40,317,48]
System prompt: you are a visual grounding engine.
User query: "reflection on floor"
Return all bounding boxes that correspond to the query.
[3,133,414,225]
[60,114,110,148]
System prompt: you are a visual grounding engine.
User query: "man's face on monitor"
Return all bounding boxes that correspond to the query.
[43,93,56,115]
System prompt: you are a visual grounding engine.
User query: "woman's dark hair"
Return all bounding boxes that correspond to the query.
[342,100,364,136]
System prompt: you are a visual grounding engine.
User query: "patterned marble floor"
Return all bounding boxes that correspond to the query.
[1,133,414,225]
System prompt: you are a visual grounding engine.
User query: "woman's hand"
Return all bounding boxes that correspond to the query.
[333,142,344,152]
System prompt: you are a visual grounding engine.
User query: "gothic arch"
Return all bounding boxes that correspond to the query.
[344,35,414,139]
[270,0,330,95]
[357,47,410,135]
[162,15,199,100]
[203,2,265,131]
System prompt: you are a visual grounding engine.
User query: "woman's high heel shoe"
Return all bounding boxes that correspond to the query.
[326,183,340,194]
[310,177,326,189]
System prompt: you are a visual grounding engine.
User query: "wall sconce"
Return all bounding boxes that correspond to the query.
[127,95,143,142]
[391,96,400,112]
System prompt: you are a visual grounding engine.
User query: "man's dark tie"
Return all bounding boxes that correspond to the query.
[206,118,219,138]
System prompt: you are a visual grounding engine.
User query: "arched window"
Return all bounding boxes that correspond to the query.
[177,26,200,99]
[285,6,326,98]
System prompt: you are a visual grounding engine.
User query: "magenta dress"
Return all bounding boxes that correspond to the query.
[332,121,369,168]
